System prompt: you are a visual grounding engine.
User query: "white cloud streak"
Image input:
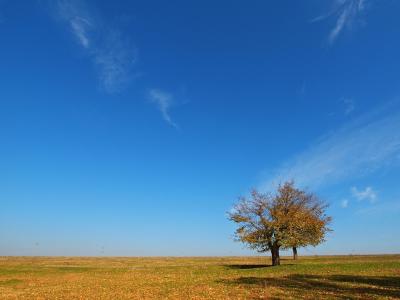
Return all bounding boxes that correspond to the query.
[341,199,349,208]
[260,103,400,191]
[314,0,370,44]
[351,186,377,203]
[148,89,178,128]
[54,0,137,93]
[69,16,92,48]
[329,4,350,43]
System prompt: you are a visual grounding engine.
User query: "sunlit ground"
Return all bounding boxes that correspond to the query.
[1,255,399,299]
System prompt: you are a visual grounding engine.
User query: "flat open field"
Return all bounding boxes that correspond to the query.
[0,255,399,299]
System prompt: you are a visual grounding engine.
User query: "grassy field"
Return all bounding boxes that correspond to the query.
[0,255,399,299]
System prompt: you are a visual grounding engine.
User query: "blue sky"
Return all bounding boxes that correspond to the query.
[1,0,400,256]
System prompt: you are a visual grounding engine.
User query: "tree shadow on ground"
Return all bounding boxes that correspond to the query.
[224,264,272,269]
[224,263,295,269]
[218,274,400,299]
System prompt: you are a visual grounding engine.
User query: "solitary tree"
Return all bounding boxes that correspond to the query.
[229,181,331,266]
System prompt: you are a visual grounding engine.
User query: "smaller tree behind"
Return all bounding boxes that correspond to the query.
[275,182,332,260]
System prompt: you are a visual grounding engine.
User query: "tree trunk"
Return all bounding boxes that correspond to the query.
[293,247,298,260]
[271,244,280,266]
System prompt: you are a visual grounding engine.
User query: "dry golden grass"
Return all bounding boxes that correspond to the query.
[0,255,399,299]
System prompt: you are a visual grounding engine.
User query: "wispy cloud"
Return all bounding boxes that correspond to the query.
[52,0,137,93]
[148,89,178,128]
[351,186,377,203]
[260,102,400,191]
[343,98,355,115]
[69,16,92,48]
[314,0,370,44]
[341,199,349,208]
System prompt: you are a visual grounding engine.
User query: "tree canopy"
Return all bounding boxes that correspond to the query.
[229,181,331,266]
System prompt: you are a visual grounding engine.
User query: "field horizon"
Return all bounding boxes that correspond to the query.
[1,254,399,299]
[2,253,400,258]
